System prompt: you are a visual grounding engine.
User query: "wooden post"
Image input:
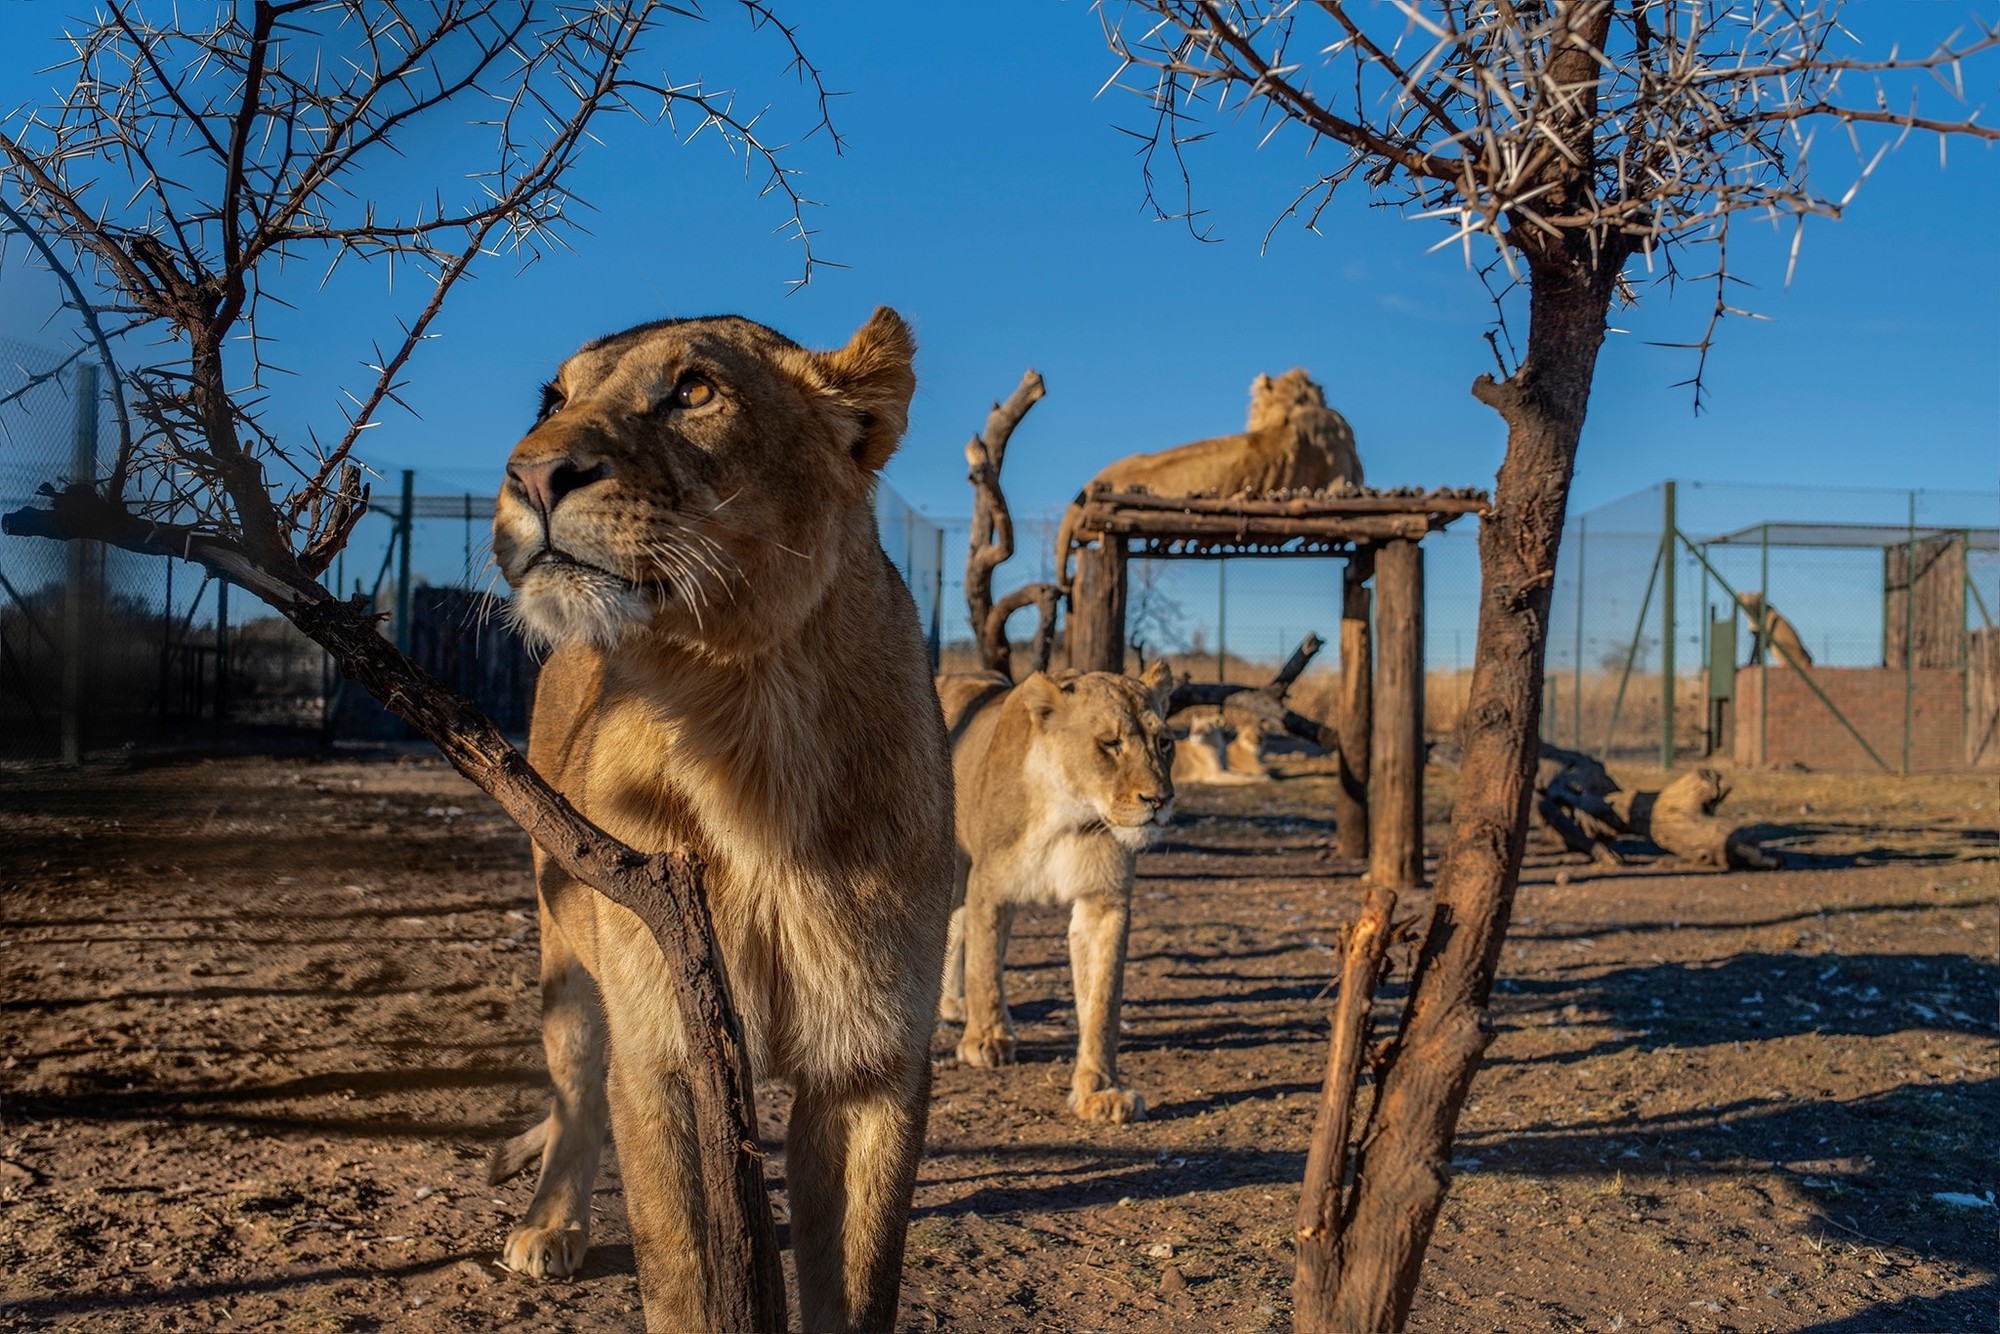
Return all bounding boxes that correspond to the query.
[1369,539,1423,889]
[1334,555,1373,860]
[1067,532,1127,674]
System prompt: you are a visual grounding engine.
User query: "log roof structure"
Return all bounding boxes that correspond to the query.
[1069,482,1488,559]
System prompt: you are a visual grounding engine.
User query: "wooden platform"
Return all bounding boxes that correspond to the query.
[1069,484,1488,558]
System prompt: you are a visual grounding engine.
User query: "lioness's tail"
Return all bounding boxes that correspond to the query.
[486,1111,552,1185]
[1054,496,1085,593]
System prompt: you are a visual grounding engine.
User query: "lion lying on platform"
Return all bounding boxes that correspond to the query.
[936,663,1176,1123]
[1056,368,1362,587]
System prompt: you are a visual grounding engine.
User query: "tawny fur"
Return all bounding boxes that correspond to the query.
[489,309,954,1333]
[1172,714,1259,786]
[1737,591,1813,666]
[935,663,1176,1124]
[1056,368,1361,587]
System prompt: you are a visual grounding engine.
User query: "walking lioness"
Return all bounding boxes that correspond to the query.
[490,309,954,1332]
[936,663,1175,1123]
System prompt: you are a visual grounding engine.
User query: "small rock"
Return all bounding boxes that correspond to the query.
[1160,1263,1187,1294]
[1144,1242,1174,1259]
[1553,869,1572,886]
[414,1185,438,1201]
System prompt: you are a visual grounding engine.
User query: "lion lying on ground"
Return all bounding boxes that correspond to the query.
[1056,368,1361,587]
[489,309,954,1332]
[1171,708,1272,785]
[935,662,1175,1123]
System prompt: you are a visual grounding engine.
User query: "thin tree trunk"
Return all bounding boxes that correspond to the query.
[1319,246,1624,1330]
[1293,882,1396,1329]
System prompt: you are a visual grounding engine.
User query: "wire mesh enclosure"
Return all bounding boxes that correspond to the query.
[1546,481,2000,771]
[1,344,946,760]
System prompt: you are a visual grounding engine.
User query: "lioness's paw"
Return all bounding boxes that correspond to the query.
[1071,1086,1147,1124]
[504,1223,588,1280]
[956,1029,1016,1068]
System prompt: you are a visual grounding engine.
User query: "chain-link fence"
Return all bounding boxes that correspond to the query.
[1,341,946,760]
[1546,481,2000,771]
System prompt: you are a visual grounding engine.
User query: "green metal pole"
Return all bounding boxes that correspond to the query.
[60,363,100,765]
[1216,559,1227,681]
[1603,539,1663,756]
[1903,490,1916,774]
[1574,515,1585,748]
[395,469,415,657]
[1660,481,1676,769]
[1759,522,1770,767]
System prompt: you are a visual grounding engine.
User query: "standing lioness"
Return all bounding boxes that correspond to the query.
[490,309,954,1332]
[937,663,1175,1123]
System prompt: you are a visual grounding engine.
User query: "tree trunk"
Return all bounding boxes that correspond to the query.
[1317,243,1624,1331]
[1068,531,1127,674]
[1293,883,1396,1329]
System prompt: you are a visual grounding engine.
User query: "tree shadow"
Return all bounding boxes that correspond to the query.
[1487,951,1995,1066]
[0,1248,490,1322]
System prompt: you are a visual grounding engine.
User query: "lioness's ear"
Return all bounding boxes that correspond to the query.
[1139,658,1175,717]
[1015,671,1069,727]
[816,306,917,473]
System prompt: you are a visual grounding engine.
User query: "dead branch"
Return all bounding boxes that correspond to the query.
[1294,882,1397,1331]
[963,368,1052,676]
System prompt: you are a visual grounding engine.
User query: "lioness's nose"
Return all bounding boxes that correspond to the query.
[1140,791,1170,811]
[508,456,611,517]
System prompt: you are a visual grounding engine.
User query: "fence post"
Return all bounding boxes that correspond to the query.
[59,363,101,765]
[395,469,415,656]
[1573,514,1585,748]
[1902,491,1916,774]
[1758,522,1770,766]
[1659,481,1676,770]
[1216,558,1228,681]
[215,576,230,726]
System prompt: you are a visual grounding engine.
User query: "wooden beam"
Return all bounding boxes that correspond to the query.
[1369,539,1424,889]
[1081,509,1439,543]
[1067,532,1127,674]
[1085,486,1489,517]
[1334,556,1372,861]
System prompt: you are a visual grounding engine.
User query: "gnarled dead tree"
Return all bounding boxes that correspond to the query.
[1099,3,1999,1328]
[0,4,837,1325]
[964,369,1062,677]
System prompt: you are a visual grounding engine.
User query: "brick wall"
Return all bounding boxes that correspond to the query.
[1733,666,1968,772]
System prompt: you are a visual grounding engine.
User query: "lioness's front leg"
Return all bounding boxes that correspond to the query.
[1067,893,1145,1123]
[596,921,709,1332]
[955,891,1017,1068]
[788,1064,932,1332]
[501,890,609,1278]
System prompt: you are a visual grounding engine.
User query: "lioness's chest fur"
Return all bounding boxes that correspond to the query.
[531,598,953,1081]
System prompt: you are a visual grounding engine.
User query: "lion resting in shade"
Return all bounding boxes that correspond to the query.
[1056,368,1361,588]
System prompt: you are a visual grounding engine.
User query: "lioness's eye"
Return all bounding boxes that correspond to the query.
[1098,736,1122,754]
[536,383,565,422]
[672,374,717,410]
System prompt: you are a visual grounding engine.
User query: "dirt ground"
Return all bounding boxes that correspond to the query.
[0,748,1993,1333]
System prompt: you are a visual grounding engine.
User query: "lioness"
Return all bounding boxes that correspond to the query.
[1056,368,1362,587]
[1737,591,1813,666]
[935,663,1175,1123]
[489,309,955,1332]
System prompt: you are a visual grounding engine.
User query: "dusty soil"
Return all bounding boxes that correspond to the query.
[0,750,1993,1332]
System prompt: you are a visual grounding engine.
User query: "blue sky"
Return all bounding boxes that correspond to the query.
[2,2,1996,661]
